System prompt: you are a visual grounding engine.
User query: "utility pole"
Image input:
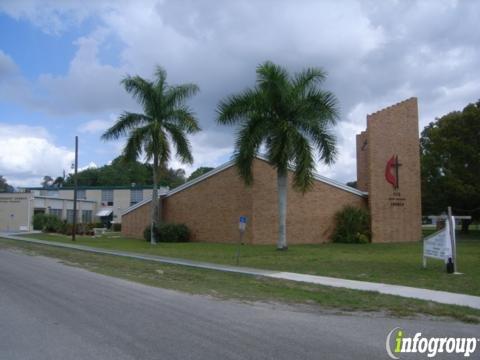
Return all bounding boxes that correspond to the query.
[72,136,78,242]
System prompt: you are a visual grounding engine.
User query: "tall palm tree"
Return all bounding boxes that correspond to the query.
[102,66,200,244]
[217,61,338,250]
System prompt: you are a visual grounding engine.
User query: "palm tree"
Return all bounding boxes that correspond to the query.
[102,66,200,244]
[217,61,338,250]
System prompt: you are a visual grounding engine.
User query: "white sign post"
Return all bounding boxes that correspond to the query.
[235,216,247,265]
[423,207,462,273]
[423,219,453,268]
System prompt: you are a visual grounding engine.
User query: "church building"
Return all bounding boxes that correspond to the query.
[121,98,421,244]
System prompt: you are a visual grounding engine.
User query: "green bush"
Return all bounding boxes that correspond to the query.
[331,206,371,244]
[44,216,65,233]
[112,223,122,232]
[144,223,190,243]
[33,213,65,233]
[33,213,47,230]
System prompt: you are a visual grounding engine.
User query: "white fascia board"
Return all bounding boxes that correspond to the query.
[254,154,368,198]
[34,196,97,203]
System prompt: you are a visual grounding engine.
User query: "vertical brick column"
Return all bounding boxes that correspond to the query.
[364,98,422,243]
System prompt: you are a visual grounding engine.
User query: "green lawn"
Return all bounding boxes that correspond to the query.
[18,230,480,296]
[1,238,479,324]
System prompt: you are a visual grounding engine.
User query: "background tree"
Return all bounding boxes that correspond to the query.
[158,166,186,188]
[217,61,338,250]
[187,166,214,181]
[102,66,200,244]
[63,156,186,189]
[421,100,480,232]
[41,175,53,188]
[52,176,65,188]
[0,175,14,192]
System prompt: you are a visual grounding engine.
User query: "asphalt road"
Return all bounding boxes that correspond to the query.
[0,249,478,360]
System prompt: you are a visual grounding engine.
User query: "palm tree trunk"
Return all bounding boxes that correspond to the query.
[150,154,159,245]
[277,168,288,250]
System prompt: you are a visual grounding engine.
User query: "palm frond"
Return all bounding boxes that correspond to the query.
[165,83,200,108]
[154,66,167,89]
[164,122,194,164]
[291,131,315,192]
[121,75,156,111]
[101,112,150,140]
[144,127,170,165]
[122,125,150,161]
[233,116,268,184]
[303,89,339,124]
[292,67,326,92]
[256,61,289,114]
[217,89,259,125]
[312,128,337,164]
[166,106,201,134]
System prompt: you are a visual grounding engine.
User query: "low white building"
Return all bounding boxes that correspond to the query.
[0,192,95,232]
[0,185,167,232]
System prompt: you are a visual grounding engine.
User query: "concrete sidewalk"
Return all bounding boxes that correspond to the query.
[2,233,480,310]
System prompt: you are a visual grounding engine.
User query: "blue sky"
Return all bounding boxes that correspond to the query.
[1,0,479,187]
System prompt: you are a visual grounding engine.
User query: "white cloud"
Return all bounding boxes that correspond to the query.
[76,162,98,172]
[0,124,74,186]
[0,0,119,35]
[168,131,233,176]
[0,50,20,78]
[78,117,115,134]
[1,0,480,185]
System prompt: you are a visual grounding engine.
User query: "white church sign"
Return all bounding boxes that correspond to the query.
[423,220,453,264]
[422,209,461,272]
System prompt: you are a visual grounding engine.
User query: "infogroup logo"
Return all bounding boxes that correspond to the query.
[386,327,478,359]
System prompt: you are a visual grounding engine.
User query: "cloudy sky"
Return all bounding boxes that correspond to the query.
[0,0,479,187]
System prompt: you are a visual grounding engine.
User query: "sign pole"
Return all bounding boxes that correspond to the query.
[447,206,457,273]
[72,136,78,242]
[235,231,244,266]
[236,216,247,265]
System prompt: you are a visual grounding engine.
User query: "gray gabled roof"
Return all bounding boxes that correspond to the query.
[122,155,367,216]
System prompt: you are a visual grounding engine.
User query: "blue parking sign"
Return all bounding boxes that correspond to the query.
[239,216,247,223]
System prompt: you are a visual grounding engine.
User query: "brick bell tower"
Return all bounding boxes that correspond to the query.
[356,98,422,243]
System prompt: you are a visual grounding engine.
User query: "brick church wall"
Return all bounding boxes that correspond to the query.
[360,97,422,243]
[356,131,369,192]
[122,158,367,244]
[163,165,254,243]
[250,159,367,244]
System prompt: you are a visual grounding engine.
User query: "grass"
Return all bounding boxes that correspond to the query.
[1,238,480,324]
[18,230,480,296]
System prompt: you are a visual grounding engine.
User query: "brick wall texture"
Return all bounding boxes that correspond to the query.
[356,131,369,192]
[362,97,422,242]
[122,158,367,244]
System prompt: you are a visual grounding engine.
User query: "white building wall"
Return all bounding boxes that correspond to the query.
[0,193,33,232]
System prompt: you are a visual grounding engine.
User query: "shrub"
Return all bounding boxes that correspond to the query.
[44,216,65,233]
[33,213,47,230]
[33,213,64,233]
[112,223,122,232]
[331,206,371,244]
[144,223,190,243]
[143,224,158,242]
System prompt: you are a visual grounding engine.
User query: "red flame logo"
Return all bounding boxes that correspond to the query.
[385,155,401,189]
